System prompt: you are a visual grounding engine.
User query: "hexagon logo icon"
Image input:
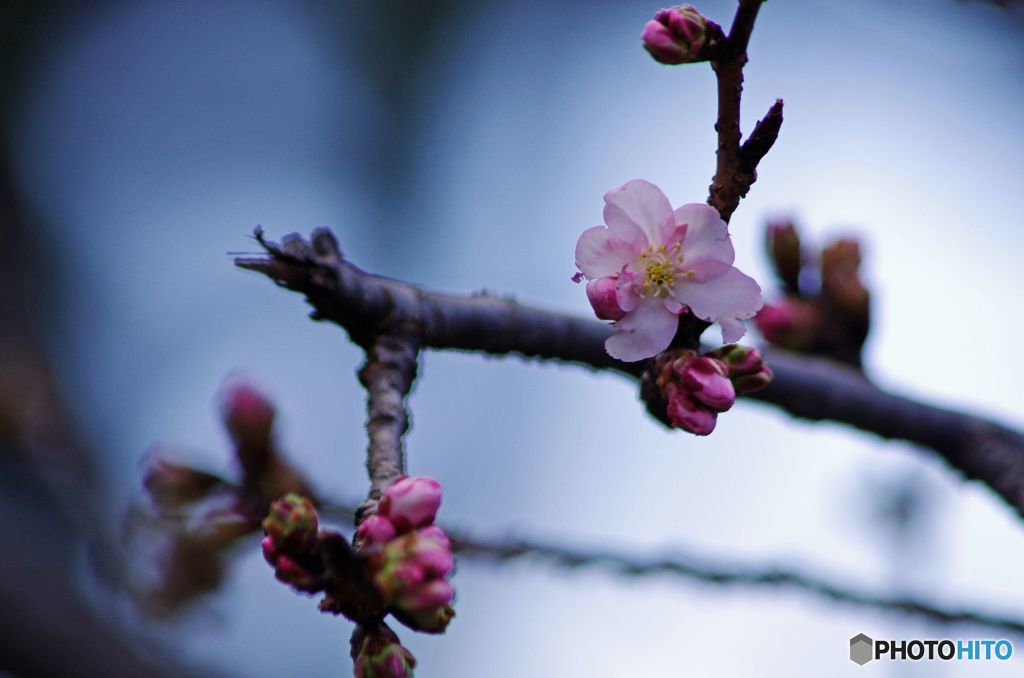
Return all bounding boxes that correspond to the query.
[850,633,874,665]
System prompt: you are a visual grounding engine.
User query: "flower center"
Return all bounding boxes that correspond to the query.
[639,243,692,297]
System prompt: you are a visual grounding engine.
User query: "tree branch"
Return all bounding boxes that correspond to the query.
[357,333,420,523]
[236,229,1024,520]
[708,0,780,222]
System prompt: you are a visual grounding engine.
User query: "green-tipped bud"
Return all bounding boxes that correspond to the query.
[263,493,319,553]
[353,624,416,678]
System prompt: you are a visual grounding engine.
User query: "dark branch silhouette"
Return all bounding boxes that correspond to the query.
[237,230,1024,520]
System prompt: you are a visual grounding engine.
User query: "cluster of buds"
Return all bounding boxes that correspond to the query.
[757,220,870,366]
[261,492,324,593]
[352,623,416,678]
[357,477,456,634]
[652,345,772,435]
[135,380,315,613]
[641,5,724,65]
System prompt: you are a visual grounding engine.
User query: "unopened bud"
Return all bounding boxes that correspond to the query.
[353,625,416,678]
[755,298,821,350]
[222,382,275,479]
[664,385,718,435]
[392,579,456,634]
[821,238,869,326]
[707,343,760,375]
[642,5,722,65]
[357,514,398,549]
[373,528,454,600]
[272,554,321,592]
[674,355,735,412]
[585,277,626,321]
[766,221,802,292]
[732,368,773,396]
[379,477,442,533]
[263,493,319,553]
[706,344,774,395]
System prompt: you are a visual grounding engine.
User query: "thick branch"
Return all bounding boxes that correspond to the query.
[708,0,779,222]
[236,230,1024,519]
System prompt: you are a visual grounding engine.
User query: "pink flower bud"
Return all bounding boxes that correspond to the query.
[353,625,416,678]
[755,298,821,350]
[675,355,735,412]
[263,492,319,553]
[707,343,762,375]
[415,525,451,550]
[664,386,718,435]
[706,344,774,395]
[222,382,276,479]
[272,554,320,592]
[357,514,398,548]
[732,367,774,396]
[585,277,626,321]
[766,221,802,292]
[821,238,870,323]
[642,5,721,65]
[379,476,442,532]
[260,535,278,564]
[392,579,456,634]
[373,527,455,599]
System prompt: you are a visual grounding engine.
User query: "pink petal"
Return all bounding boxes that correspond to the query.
[575,226,637,280]
[673,203,734,265]
[605,298,680,362]
[663,298,684,314]
[673,267,763,342]
[683,258,732,282]
[719,317,747,344]
[616,268,641,312]
[603,179,672,246]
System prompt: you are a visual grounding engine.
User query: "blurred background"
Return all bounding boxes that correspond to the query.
[1,0,1023,675]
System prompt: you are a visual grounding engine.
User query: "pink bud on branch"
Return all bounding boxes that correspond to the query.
[707,344,774,395]
[352,623,416,678]
[642,5,724,65]
[358,476,457,635]
[654,349,734,435]
[222,381,276,480]
[378,476,443,533]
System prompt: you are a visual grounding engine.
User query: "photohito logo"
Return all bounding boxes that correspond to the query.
[849,634,1013,665]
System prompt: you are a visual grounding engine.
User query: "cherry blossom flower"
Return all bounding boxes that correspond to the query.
[575,179,762,361]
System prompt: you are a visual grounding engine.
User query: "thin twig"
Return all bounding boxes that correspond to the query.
[357,333,420,523]
[316,500,1024,636]
[449,529,1024,636]
[236,231,1024,520]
